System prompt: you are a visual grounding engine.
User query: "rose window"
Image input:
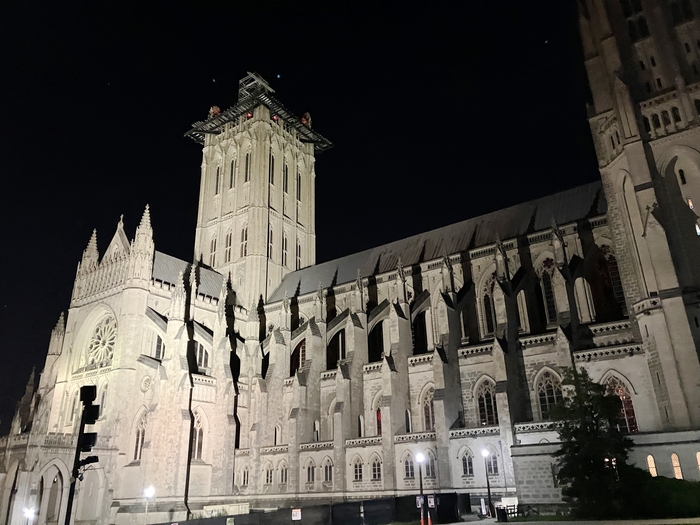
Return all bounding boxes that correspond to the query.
[88,317,116,366]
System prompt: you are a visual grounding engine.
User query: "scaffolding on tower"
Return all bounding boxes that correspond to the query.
[185,72,333,152]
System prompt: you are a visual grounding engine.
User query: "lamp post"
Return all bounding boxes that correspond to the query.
[481,449,494,517]
[416,452,426,525]
[143,485,155,525]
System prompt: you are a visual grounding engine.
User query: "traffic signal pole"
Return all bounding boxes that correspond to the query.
[64,385,100,525]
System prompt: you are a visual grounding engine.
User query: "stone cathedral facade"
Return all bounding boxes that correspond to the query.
[5,1,700,523]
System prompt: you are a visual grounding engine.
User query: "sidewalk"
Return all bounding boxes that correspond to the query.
[445,518,700,525]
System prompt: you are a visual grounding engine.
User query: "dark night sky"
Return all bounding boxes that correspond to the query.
[0,1,598,432]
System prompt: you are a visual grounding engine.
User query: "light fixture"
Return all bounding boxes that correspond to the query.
[481,449,490,458]
[23,508,35,520]
[144,485,155,498]
[416,452,425,464]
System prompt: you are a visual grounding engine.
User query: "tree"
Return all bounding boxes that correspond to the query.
[551,368,634,518]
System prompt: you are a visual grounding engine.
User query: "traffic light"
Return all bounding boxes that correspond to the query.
[78,385,100,453]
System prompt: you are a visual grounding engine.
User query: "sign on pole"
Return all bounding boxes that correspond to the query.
[427,495,435,508]
[292,509,302,521]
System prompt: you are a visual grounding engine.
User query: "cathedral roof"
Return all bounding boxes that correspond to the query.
[268,181,606,303]
[152,251,224,298]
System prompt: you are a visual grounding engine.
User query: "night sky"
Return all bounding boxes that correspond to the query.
[0,1,598,433]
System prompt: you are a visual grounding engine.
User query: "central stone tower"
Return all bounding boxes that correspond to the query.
[187,73,332,312]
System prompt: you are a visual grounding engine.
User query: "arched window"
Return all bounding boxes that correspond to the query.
[224,231,233,263]
[652,114,661,128]
[358,415,364,437]
[196,342,209,369]
[482,273,497,335]
[376,407,382,436]
[372,457,382,480]
[537,371,563,420]
[280,462,289,484]
[282,234,288,267]
[134,413,146,461]
[662,111,671,126]
[353,458,363,481]
[229,159,235,189]
[476,380,498,426]
[269,153,275,184]
[672,106,682,123]
[462,451,474,477]
[244,152,251,182]
[191,411,204,460]
[324,458,333,482]
[240,226,248,257]
[296,241,302,270]
[423,387,435,431]
[404,456,415,479]
[606,376,638,434]
[268,229,274,258]
[154,335,164,360]
[405,409,412,433]
[540,261,558,324]
[643,116,651,133]
[412,311,429,354]
[265,464,273,485]
[242,467,249,486]
[290,339,306,376]
[70,392,79,424]
[313,420,320,442]
[672,453,683,479]
[297,171,302,201]
[209,236,217,267]
[368,321,384,363]
[646,454,658,477]
[486,450,499,476]
[425,452,436,478]
[100,384,108,417]
[284,164,289,193]
[605,250,627,316]
[214,166,220,195]
[307,460,316,483]
[326,330,346,370]
[274,425,281,446]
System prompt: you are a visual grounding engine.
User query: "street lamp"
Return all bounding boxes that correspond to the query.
[22,507,35,525]
[143,485,155,525]
[416,453,426,525]
[481,449,494,517]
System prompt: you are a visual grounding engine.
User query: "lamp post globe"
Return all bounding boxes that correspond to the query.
[143,485,155,524]
[23,508,35,525]
[481,449,493,517]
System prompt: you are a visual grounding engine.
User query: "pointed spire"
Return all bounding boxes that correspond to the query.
[396,256,406,283]
[169,270,187,322]
[118,214,124,229]
[139,204,151,230]
[81,229,99,269]
[54,312,65,334]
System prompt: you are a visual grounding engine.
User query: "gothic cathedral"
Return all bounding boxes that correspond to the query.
[4,2,700,523]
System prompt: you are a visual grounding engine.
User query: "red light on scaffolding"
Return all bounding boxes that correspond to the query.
[247,112,253,119]
[272,115,278,121]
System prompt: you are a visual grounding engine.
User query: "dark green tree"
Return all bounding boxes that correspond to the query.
[551,367,634,518]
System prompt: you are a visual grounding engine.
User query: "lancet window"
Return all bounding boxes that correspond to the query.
[224,231,232,263]
[482,273,497,336]
[537,371,563,420]
[240,226,248,257]
[540,259,558,324]
[134,414,146,461]
[423,387,435,431]
[191,411,204,460]
[404,456,415,479]
[476,380,498,426]
[605,376,638,434]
